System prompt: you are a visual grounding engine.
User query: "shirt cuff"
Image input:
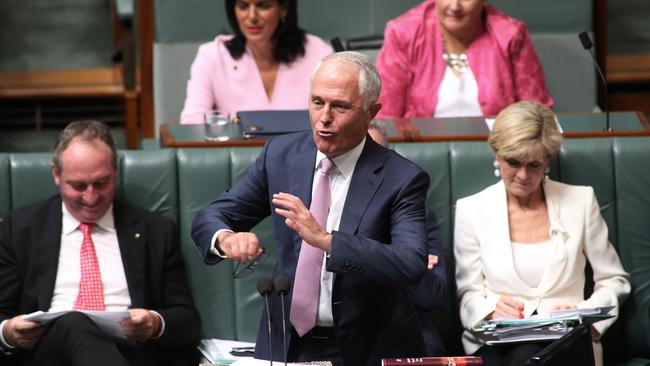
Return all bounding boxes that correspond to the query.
[0,320,16,353]
[149,311,165,339]
[209,229,233,258]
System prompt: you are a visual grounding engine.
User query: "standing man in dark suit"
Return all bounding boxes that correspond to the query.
[0,121,200,366]
[192,51,430,365]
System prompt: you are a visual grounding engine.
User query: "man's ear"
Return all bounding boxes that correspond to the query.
[367,102,382,119]
[51,163,61,187]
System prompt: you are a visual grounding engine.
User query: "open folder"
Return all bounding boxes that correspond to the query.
[473,306,614,344]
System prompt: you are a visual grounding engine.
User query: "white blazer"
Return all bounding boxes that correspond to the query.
[454,179,631,354]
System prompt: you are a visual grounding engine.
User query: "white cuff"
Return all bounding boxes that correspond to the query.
[0,320,16,352]
[209,229,233,258]
[149,311,165,339]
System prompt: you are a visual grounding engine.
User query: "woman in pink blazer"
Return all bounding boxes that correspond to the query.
[376,0,553,119]
[180,0,332,124]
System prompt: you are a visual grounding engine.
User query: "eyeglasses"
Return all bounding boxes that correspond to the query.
[232,249,270,279]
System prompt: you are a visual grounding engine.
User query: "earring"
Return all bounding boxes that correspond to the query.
[281,15,286,23]
[544,166,550,178]
[493,160,500,178]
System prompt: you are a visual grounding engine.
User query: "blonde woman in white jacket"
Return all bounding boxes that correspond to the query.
[454,101,630,366]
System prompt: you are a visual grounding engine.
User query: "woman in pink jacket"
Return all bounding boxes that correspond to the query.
[180,0,332,124]
[376,0,553,119]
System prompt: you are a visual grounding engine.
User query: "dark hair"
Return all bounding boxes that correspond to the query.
[224,0,306,63]
[52,120,117,174]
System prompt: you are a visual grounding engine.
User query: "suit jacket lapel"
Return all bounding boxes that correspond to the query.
[36,197,64,310]
[339,139,383,234]
[489,181,524,286]
[113,200,147,307]
[289,144,317,255]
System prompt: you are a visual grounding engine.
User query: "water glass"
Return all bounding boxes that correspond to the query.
[204,110,237,141]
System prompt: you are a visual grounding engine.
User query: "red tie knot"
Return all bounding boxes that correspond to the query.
[79,222,94,236]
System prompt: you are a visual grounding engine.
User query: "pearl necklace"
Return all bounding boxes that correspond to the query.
[442,52,468,74]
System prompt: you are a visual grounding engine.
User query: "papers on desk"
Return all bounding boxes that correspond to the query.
[231,360,309,365]
[23,310,130,339]
[473,306,614,344]
[198,338,329,366]
[198,338,255,365]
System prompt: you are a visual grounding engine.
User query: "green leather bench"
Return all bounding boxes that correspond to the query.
[1,137,649,364]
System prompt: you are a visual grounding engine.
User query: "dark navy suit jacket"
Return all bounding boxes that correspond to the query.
[192,131,431,366]
[411,209,449,356]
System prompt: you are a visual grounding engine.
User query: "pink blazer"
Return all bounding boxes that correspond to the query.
[180,34,332,124]
[376,0,553,119]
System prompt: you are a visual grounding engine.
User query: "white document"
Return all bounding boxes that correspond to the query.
[231,359,305,366]
[23,310,131,339]
[490,305,615,325]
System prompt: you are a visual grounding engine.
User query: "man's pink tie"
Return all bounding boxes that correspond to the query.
[73,223,105,310]
[290,158,334,336]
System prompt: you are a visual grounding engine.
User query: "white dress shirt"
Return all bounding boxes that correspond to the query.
[49,204,131,311]
[314,137,365,326]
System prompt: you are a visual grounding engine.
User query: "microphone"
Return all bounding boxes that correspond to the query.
[256,277,275,365]
[274,275,292,366]
[579,31,611,132]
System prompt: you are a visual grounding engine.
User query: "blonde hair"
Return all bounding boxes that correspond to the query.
[488,101,563,160]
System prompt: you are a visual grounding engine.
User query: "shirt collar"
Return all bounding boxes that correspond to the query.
[315,137,366,179]
[61,202,115,235]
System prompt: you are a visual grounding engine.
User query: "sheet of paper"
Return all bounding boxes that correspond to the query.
[23,310,131,339]
[23,310,71,324]
[83,310,131,339]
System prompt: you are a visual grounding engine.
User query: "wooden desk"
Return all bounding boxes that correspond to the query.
[160,111,649,148]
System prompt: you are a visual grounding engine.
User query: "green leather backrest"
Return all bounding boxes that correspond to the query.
[558,139,617,245]
[176,147,273,341]
[4,151,178,218]
[612,137,650,358]
[2,139,649,362]
[118,149,178,221]
[176,148,237,340]
[9,153,58,210]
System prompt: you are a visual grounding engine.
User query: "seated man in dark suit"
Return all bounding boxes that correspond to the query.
[192,51,431,366]
[0,120,201,366]
[369,123,449,356]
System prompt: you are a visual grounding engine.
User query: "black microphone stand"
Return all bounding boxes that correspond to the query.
[274,275,292,366]
[579,31,611,132]
[257,277,275,366]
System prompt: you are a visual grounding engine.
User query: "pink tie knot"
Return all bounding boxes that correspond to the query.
[79,222,94,236]
[320,158,335,175]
